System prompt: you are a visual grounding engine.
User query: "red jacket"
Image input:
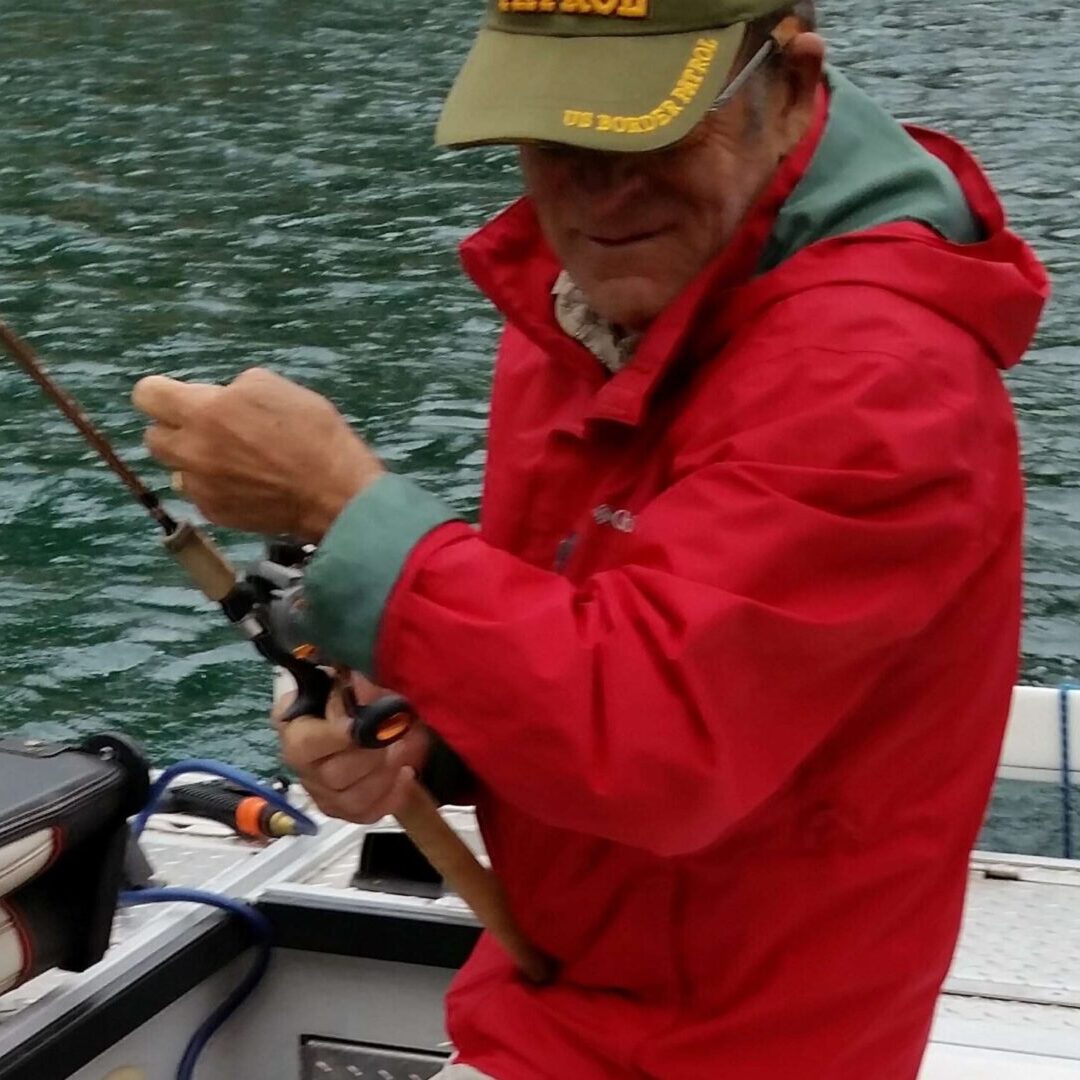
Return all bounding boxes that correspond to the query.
[304,72,1048,1078]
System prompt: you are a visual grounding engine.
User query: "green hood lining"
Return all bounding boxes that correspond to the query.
[760,67,981,273]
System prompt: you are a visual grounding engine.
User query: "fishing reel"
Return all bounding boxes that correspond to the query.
[233,540,417,750]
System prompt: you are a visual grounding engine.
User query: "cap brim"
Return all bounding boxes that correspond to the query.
[436,24,746,154]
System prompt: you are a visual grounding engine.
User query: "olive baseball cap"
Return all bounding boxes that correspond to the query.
[436,0,795,153]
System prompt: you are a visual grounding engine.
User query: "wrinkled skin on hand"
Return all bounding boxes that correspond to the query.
[132,367,384,541]
[273,671,432,824]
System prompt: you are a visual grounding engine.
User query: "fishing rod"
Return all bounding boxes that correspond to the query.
[0,320,178,535]
[0,318,555,984]
[0,317,407,740]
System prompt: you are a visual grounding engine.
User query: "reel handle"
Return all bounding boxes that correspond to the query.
[344,689,418,749]
[275,661,417,753]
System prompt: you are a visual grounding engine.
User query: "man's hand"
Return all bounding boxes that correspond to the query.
[132,367,384,541]
[274,672,431,824]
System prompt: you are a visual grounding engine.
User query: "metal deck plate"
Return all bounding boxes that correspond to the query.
[0,828,267,1023]
[947,859,1080,1010]
[936,993,1080,1033]
[301,1038,447,1080]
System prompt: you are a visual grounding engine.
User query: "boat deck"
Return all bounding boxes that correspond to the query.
[4,812,1080,1077]
[926,852,1080,1076]
[279,819,1080,1078]
[6,679,1080,1079]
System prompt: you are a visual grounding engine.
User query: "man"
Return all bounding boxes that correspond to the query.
[133,1,1049,1076]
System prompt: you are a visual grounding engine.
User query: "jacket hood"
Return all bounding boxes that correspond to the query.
[739,68,1049,372]
[461,66,1049,401]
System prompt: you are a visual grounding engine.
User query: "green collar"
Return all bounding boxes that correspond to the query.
[760,67,981,273]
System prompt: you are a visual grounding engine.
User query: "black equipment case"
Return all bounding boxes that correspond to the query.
[0,734,148,995]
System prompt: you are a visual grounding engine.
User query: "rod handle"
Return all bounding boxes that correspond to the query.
[394,781,557,986]
[162,520,237,602]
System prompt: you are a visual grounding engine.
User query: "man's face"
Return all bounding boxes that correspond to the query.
[519,77,803,332]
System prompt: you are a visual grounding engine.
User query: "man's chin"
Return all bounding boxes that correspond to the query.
[581,277,672,333]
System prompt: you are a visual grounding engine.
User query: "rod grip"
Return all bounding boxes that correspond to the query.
[162,521,237,602]
[394,781,557,986]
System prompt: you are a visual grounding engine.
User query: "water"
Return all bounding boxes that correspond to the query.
[0,1,1076,852]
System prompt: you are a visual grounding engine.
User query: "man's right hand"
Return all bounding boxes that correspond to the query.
[274,672,431,824]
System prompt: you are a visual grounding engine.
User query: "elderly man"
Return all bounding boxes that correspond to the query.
[134,2,1049,1077]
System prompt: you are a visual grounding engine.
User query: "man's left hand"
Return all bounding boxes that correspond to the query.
[132,367,384,540]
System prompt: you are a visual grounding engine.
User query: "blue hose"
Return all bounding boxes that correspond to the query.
[125,758,317,1079]
[119,888,272,1080]
[130,758,317,841]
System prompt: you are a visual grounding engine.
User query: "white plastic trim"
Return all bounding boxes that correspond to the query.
[998,687,1080,782]
[0,830,55,900]
[0,902,27,995]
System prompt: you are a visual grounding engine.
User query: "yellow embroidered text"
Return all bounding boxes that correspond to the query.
[499,0,649,17]
[561,38,719,136]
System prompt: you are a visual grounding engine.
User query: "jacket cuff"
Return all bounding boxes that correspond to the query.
[301,473,459,674]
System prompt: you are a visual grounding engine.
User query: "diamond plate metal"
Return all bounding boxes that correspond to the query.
[947,866,1080,1006]
[937,993,1080,1033]
[301,1038,448,1080]
[109,831,267,943]
[0,831,267,1021]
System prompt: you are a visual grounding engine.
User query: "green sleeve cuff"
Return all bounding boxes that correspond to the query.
[301,473,459,674]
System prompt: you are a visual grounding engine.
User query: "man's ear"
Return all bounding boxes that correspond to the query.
[774,32,826,150]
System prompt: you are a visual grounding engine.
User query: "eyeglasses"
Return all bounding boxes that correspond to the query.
[708,38,776,114]
[710,13,802,113]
